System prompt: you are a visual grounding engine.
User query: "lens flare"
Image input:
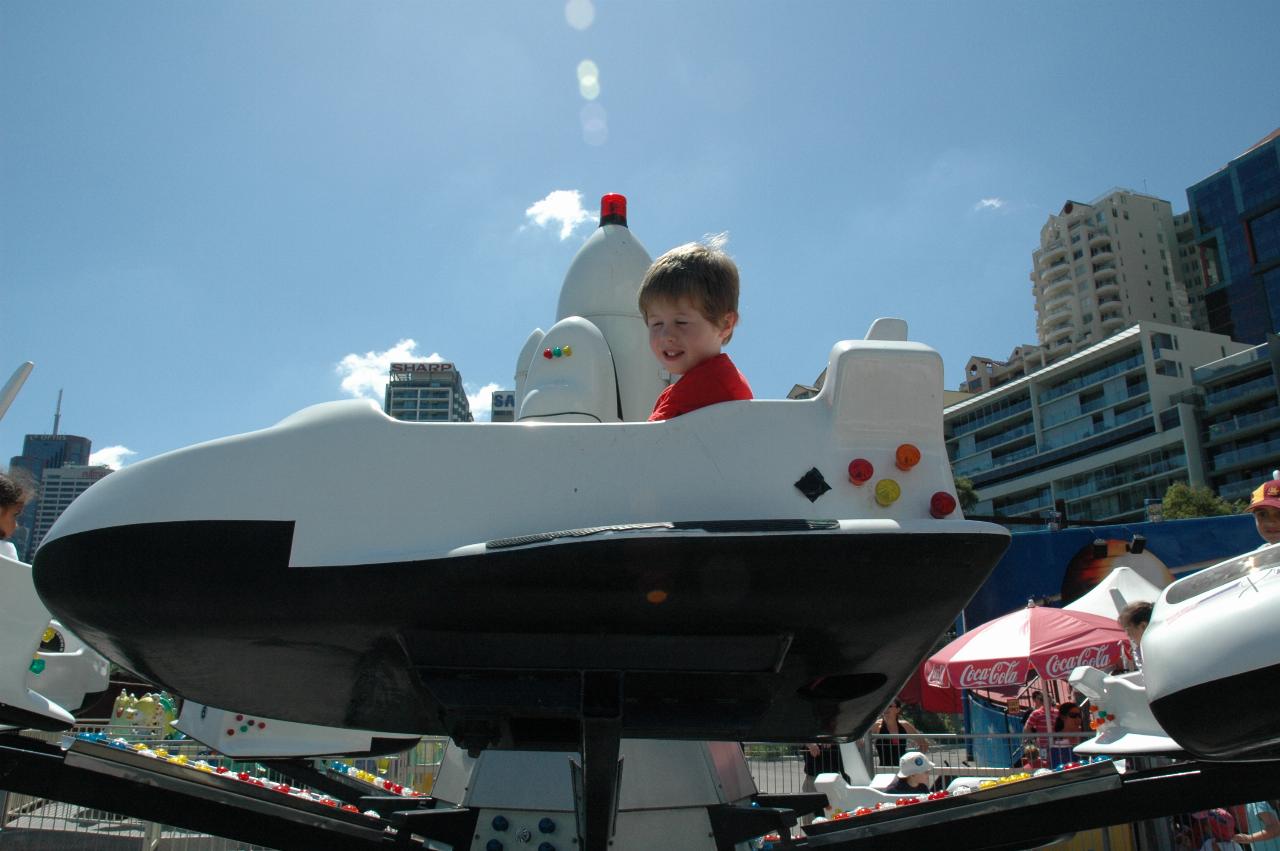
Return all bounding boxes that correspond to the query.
[580,102,607,146]
[577,59,600,100]
[564,0,595,31]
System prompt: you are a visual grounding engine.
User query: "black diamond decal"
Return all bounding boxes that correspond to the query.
[795,467,831,503]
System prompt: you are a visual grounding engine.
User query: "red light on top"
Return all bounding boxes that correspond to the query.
[895,443,922,470]
[930,491,957,518]
[847,458,873,485]
[600,193,628,227]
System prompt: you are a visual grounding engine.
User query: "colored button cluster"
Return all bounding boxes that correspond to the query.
[843,443,957,517]
[542,345,574,359]
[225,713,267,736]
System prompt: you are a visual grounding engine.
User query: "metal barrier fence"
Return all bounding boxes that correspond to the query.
[0,720,450,851]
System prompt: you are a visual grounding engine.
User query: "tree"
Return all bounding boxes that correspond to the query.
[1159,481,1242,519]
[954,476,980,513]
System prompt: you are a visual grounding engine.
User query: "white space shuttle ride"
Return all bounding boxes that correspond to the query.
[516,193,664,423]
[31,194,1011,753]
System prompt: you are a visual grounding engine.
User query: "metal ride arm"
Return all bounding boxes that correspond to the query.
[798,759,1280,850]
[0,733,412,850]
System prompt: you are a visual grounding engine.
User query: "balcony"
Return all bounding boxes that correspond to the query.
[1093,263,1118,279]
[972,420,1036,454]
[1220,478,1260,502]
[1041,403,1153,452]
[948,396,1033,438]
[1204,373,1279,410]
[1044,292,1073,314]
[1040,241,1068,263]
[1043,275,1073,298]
[1207,406,1280,443]
[1101,315,1128,332]
[1095,279,1120,298]
[1055,454,1186,502]
[1090,244,1114,260]
[1039,263,1070,284]
[1088,229,1110,245]
[1046,322,1074,343]
[1038,352,1146,403]
[994,492,1053,518]
[1193,346,1269,384]
[1209,435,1280,472]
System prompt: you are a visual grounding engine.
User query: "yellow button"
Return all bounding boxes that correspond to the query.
[874,479,901,506]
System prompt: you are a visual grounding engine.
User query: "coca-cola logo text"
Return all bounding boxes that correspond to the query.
[1041,644,1116,679]
[957,660,1023,688]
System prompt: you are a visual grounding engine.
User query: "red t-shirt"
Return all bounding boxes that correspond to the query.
[648,353,753,421]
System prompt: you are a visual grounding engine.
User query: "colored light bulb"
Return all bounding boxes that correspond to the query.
[874,479,901,506]
[930,491,957,518]
[895,444,921,470]
[847,458,873,485]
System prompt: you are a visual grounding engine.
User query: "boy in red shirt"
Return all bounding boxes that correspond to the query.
[638,242,753,421]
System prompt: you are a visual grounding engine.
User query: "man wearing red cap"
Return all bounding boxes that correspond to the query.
[1247,476,1280,545]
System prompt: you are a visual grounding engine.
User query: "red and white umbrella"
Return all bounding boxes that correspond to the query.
[924,605,1131,690]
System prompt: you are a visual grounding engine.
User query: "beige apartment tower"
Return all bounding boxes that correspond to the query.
[1030,189,1192,365]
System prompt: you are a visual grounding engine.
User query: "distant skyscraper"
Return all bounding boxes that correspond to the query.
[9,431,92,561]
[383,362,474,422]
[1030,189,1192,365]
[1185,128,1280,344]
[29,464,111,554]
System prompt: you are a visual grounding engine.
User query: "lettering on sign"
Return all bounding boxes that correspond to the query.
[1041,644,1116,680]
[390,362,455,374]
[957,660,1023,689]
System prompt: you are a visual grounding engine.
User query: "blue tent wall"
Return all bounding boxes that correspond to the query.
[963,514,1257,625]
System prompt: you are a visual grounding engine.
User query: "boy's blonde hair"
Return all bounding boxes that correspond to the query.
[637,242,740,343]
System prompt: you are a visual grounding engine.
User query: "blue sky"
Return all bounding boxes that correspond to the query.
[3,1,1278,468]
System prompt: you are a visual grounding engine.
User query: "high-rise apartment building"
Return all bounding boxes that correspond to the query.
[1185,128,1280,344]
[383,362,473,422]
[1030,189,1191,365]
[1188,335,1280,503]
[1173,211,1209,331]
[29,464,111,554]
[946,322,1246,523]
[8,431,92,560]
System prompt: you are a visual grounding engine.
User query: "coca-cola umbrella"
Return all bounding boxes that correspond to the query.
[924,604,1131,690]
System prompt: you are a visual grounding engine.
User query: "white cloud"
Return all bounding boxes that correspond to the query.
[525,190,592,240]
[336,339,445,400]
[90,445,136,470]
[466,382,503,422]
[974,197,1006,211]
[702,231,730,251]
